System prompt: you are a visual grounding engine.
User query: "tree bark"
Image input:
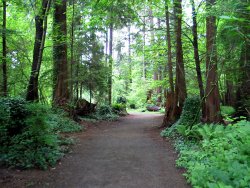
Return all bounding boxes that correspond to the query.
[70,0,75,101]
[108,21,113,105]
[26,0,51,101]
[53,0,69,106]
[173,0,187,116]
[162,0,175,127]
[235,1,250,118]
[2,0,7,96]
[128,25,132,84]
[142,13,146,79]
[204,0,221,122]
[191,0,205,116]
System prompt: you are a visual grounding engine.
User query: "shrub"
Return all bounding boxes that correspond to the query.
[178,121,250,187]
[129,104,136,109]
[178,96,201,126]
[48,109,83,133]
[161,96,201,139]
[93,105,119,121]
[221,106,236,116]
[112,103,126,113]
[162,119,250,188]
[0,97,83,169]
[116,96,127,104]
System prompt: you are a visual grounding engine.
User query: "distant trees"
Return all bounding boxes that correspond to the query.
[0,0,248,121]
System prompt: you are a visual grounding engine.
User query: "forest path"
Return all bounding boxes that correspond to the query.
[1,113,190,188]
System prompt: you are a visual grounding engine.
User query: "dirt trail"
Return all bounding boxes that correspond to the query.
[0,113,190,188]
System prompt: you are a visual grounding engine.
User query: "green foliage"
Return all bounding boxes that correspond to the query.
[0,98,83,169]
[112,103,126,112]
[221,106,236,116]
[161,96,202,139]
[116,96,127,104]
[48,109,83,133]
[129,104,136,109]
[178,96,201,126]
[221,106,237,122]
[162,119,250,188]
[93,105,119,121]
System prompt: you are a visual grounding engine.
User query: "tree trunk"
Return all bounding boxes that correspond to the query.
[236,42,250,117]
[53,0,69,106]
[191,0,205,115]
[204,0,221,122]
[225,80,234,106]
[156,18,162,104]
[235,1,250,118]
[173,0,187,117]
[108,22,113,105]
[105,27,109,66]
[26,0,51,101]
[142,8,146,79]
[128,25,132,84]
[70,0,75,101]
[147,8,154,102]
[2,0,7,96]
[162,0,175,127]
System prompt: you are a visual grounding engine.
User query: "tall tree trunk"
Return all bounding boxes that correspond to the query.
[236,41,250,117]
[108,22,113,105]
[147,8,154,102]
[225,80,234,106]
[173,0,187,117]
[166,1,174,93]
[191,0,205,116]
[204,0,221,122]
[235,1,250,118]
[53,0,69,106]
[128,25,132,84]
[26,0,51,101]
[2,0,7,96]
[142,8,146,79]
[70,0,75,101]
[105,27,109,66]
[156,18,162,105]
[162,0,175,127]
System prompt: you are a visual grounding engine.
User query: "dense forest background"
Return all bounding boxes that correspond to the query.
[0,0,249,123]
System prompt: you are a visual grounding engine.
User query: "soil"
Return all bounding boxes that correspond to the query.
[0,113,190,188]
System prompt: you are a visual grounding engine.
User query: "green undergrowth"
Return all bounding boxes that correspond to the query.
[0,97,83,170]
[85,105,120,121]
[161,97,250,188]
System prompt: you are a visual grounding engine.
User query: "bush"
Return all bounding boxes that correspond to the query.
[221,106,236,116]
[116,96,127,104]
[0,98,28,137]
[178,96,201,126]
[93,105,119,121]
[161,96,201,139]
[129,104,136,109]
[162,119,250,188]
[112,103,126,113]
[48,109,83,133]
[178,121,250,187]
[0,97,83,169]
